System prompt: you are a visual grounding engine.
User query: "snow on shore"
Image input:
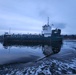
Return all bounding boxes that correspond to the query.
[0,59,76,75]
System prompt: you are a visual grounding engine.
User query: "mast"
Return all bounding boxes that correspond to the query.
[9,28,11,35]
[47,17,49,25]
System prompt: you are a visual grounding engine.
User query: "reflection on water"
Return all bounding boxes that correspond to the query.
[0,42,62,65]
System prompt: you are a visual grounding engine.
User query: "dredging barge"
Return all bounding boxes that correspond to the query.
[3,22,62,45]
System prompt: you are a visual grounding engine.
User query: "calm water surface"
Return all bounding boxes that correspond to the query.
[0,44,44,65]
[0,42,60,65]
[1,40,75,65]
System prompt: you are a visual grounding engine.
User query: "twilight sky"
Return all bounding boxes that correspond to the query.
[0,0,76,34]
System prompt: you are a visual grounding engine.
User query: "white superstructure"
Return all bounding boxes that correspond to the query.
[42,25,51,37]
[42,18,52,37]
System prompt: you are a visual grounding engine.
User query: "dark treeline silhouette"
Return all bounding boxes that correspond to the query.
[62,35,76,40]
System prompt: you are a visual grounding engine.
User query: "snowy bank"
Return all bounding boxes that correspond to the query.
[0,59,76,75]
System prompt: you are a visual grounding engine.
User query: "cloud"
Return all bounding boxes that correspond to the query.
[0,0,76,34]
[52,23,66,29]
[0,12,43,34]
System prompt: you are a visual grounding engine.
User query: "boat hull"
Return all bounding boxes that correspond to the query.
[3,34,62,45]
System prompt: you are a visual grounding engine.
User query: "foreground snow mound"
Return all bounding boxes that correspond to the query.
[0,59,76,75]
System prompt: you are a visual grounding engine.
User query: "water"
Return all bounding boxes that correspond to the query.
[0,44,42,65]
[0,40,76,65]
[0,41,62,65]
[0,40,76,75]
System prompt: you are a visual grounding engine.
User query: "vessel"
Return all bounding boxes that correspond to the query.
[3,19,63,45]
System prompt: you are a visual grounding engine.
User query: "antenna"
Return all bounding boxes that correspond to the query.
[47,17,49,25]
[9,28,11,34]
